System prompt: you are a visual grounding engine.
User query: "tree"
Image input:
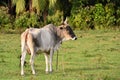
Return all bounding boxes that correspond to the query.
[56,0,72,21]
[0,0,72,22]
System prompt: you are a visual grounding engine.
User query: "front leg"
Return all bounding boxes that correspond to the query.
[49,49,54,73]
[44,53,49,73]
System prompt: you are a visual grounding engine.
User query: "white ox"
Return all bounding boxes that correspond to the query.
[20,20,77,75]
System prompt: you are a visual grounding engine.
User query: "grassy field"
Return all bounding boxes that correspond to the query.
[0,30,120,80]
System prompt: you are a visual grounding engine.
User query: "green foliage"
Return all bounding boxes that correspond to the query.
[0,7,13,32]
[47,10,62,25]
[14,12,29,28]
[93,3,106,29]
[69,1,119,30]
[0,14,10,26]
[105,3,116,28]
[49,0,57,9]
[32,0,47,14]
[1,0,120,32]
[116,7,120,27]
[0,8,9,26]
[14,12,40,28]
[70,6,94,30]
[16,0,25,14]
[27,13,40,27]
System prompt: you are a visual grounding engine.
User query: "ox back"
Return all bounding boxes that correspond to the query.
[29,24,61,52]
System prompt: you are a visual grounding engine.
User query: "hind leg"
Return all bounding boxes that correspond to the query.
[21,39,27,75]
[30,52,35,75]
[27,33,36,75]
[21,50,27,75]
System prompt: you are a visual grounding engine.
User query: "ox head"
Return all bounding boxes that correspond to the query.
[58,19,77,41]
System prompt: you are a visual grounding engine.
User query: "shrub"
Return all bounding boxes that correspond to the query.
[14,12,41,29]
[47,10,63,26]
[0,7,13,32]
[14,12,29,28]
[116,7,120,27]
[27,13,40,28]
[105,3,116,28]
[93,3,106,29]
[70,6,94,30]
[70,3,117,30]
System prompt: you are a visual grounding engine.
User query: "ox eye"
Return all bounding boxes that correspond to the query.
[60,27,63,30]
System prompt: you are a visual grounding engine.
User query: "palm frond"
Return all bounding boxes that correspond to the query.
[32,0,47,14]
[16,0,25,14]
[12,0,17,5]
[49,0,57,9]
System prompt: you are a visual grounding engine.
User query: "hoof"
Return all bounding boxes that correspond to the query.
[21,73,24,76]
[46,71,49,74]
[32,72,36,75]
[49,71,53,74]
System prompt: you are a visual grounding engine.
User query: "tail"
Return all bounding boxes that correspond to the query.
[21,29,29,53]
[20,29,29,67]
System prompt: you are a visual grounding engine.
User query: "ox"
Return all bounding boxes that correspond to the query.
[20,20,77,75]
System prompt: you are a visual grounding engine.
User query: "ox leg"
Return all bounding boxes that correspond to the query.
[30,53,35,75]
[27,33,36,75]
[21,51,27,75]
[49,49,54,73]
[44,53,49,73]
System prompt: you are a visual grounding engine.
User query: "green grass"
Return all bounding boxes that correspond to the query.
[0,30,120,80]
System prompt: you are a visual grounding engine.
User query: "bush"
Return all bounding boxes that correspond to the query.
[1,1,120,33]
[116,7,120,27]
[14,12,42,29]
[27,13,41,27]
[0,7,13,32]
[105,3,116,28]
[93,3,106,29]
[47,10,63,26]
[14,12,29,28]
[70,3,118,30]
[70,6,94,30]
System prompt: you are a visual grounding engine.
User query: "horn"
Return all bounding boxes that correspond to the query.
[61,17,64,25]
[61,20,64,25]
[64,18,68,24]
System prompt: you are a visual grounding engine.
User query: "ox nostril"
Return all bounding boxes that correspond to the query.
[72,37,77,40]
[75,37,77,40]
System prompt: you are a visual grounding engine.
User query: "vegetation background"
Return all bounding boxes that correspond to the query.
[0,0,120,80]
[0,0,120,33]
